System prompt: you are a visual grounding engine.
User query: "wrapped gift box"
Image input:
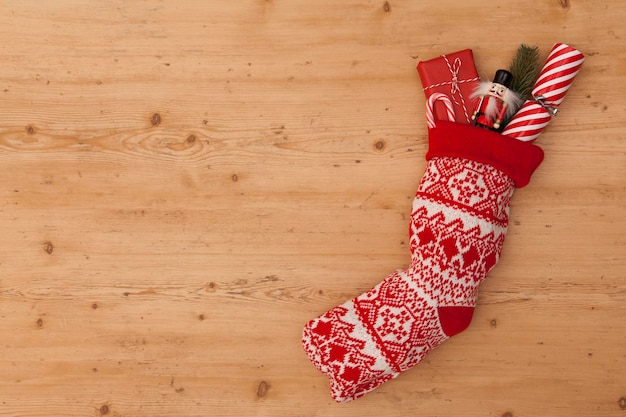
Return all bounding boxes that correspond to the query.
[417,49,480,124]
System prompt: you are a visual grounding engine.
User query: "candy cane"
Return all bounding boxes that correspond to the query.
[426,92,456,128]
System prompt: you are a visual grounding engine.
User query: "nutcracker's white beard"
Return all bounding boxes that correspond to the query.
[472,80,523,120]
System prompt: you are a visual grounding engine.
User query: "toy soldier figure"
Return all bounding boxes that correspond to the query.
[471,69,520,131]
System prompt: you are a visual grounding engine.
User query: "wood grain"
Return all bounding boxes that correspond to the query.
[0,0,624,416]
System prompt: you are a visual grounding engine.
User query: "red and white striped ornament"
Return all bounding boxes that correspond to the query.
[426,92,456,128]
[532,43,585,107]
[500,101,551,142]
[502,43,584,141]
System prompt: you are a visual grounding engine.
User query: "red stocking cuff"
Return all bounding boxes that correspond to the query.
[426,121,544,188]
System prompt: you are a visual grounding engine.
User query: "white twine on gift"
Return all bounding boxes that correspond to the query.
[448,57,461,95]
[422,55,478,123]
[426,92,456,128]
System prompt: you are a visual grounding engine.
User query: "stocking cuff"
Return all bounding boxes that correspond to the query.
[426,121,544,188]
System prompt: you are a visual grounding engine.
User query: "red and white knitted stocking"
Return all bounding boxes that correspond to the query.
[302,121,544,402]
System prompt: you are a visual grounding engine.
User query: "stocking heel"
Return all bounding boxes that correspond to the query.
[437,305,475,337]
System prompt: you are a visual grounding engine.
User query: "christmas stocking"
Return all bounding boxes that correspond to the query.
[302,121,544,402]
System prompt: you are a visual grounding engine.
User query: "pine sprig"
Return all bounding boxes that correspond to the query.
[508,44,541,102]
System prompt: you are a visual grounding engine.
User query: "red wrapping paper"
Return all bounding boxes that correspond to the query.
[417,49,480,124]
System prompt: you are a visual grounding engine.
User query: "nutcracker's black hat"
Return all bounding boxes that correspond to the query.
[493,69,513,87]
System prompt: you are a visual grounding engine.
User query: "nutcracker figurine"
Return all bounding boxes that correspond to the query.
[471,69,521,131]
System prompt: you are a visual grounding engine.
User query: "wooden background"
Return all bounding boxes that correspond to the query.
[0,1,624,416]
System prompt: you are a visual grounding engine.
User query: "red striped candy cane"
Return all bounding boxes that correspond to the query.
[427,92,456,128]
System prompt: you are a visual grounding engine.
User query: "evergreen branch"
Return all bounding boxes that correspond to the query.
[509,44,541,102]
